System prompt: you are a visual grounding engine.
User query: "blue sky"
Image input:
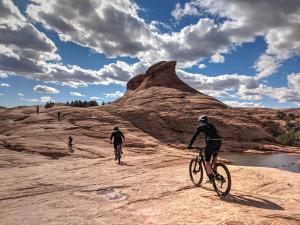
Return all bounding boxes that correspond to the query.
[0,0,299,108]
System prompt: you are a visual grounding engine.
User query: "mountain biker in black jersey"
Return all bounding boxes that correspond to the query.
[110,126,125,160]
[188,115,222,182]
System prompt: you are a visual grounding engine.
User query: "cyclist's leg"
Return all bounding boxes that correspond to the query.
[120,143,123,154]
[113,143,118,160]
[204,143,214,176]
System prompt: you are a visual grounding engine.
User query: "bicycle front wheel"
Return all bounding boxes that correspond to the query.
[117,145,121,164]
[189,158,203,186]
[212,162,231,196]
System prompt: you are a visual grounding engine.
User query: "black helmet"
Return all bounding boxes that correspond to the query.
[198,115,208,123]
[114,126,119,130]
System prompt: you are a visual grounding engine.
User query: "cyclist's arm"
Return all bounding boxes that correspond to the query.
[110,133,114,142]
[188,126,202,146]
[120,131,125,142]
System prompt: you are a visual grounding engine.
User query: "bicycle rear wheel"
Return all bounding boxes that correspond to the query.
[212,162,231,196]
[189,158,203,186]
[117,145,121,164]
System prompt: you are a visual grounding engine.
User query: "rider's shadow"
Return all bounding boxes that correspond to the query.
[220,194,284,210]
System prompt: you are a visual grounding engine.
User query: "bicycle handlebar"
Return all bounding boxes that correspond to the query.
[188,146,204,151]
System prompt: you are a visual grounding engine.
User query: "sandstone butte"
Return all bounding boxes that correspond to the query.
[0,61,299,225]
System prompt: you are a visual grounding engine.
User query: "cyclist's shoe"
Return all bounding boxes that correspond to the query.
[208,173,215,183]
[214,171,225,182]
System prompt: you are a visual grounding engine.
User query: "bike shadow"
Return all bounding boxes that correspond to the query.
[220,194,284,210]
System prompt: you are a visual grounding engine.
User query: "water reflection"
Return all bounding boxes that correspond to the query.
[220,152,300,173]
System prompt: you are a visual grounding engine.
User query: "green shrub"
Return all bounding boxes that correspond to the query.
[66,100,98,107]
[275,111,286,120]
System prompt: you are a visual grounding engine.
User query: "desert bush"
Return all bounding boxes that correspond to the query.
[276,130,300,146]
[275,111,286,120]
[67,100,98,107]
[263,120,300,146]
[45,101,54,108]
[287,113,296,120]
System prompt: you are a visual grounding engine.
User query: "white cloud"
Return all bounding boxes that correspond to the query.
[171,0,300,75]
[171,2,201,20]
[19,97,39,102]
[224,101,263,108]
[27,0,149,58]
[254,54,280,79]
[149,20,172,32]
[40,96,52,102]
[33,85,60,94]
[177,69,258,92]
[17,92,24,96]
[0,93,3,96]
[0,0,60,76]
[90,96,100,100]
[105,91,124,98]
[288,73,300,91]
[198,64,207,69]
[70,92,85,97]
[0,83,10,87]
[210,53,225,64]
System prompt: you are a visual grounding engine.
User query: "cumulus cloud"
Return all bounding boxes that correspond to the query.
[210,53,225,63]
[90,96,100,100]
[19,97,39,102]
[70,92,85,97]
[0,83,10,87]
[105,91,124,98]
[177,69,300,105]
[171,2,202,20]
[17,92,24,96]
[198,64,207,69]
[0,0,60,76]
[254,55,280,79]
[33,85,60,94]
[171,0,300,75]
[177,69,258,92]
[224,101,263,108]
[40,96,52,102]
[27,0,150,58]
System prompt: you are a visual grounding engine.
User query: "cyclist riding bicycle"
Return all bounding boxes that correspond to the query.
[110,126,125,160]
[188,115,222,182]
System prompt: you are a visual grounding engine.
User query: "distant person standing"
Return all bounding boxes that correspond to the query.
[67,136,74,153]
[110,127,125,160]
[35,105,39,114]
[57,111,61,121]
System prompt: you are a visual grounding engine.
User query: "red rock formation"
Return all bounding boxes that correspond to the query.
[107,61,272,150]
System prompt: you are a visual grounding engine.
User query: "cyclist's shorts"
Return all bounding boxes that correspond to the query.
[113,142,122,150]
[205,140,222,161]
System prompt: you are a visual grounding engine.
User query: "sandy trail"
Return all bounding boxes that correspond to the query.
[0,107,299,225]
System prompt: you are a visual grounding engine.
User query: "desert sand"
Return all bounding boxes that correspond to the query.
[0,61,300,225]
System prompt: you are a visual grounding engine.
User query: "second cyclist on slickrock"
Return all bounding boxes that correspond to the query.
[188,115,222,182]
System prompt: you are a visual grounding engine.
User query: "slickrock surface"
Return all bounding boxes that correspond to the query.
[0,104,299,225]
[0,61,299,224]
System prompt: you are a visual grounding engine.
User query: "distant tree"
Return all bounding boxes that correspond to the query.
[45,101,54,108]
[66,102,69,106]
[88,100,98,106]
[287,113,296,121]
[276,111,286,120]
[101,101,105,106]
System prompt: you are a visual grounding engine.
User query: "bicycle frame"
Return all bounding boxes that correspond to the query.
[194,147,217,177]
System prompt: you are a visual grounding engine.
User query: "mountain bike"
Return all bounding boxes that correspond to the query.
[189,147,231,196]
[115,144,122,164]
